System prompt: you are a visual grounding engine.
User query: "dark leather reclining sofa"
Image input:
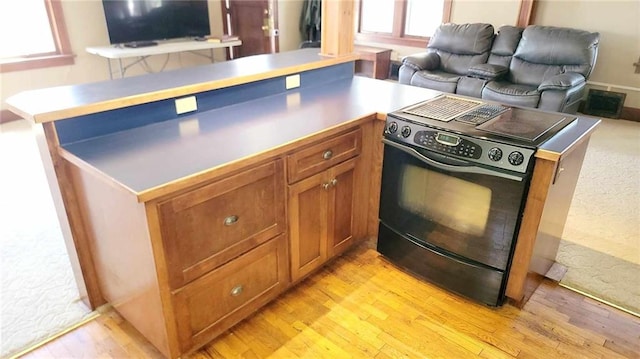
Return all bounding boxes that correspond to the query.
[399,23,600,114]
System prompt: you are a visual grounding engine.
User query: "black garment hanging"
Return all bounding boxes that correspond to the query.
[299,0,321,42]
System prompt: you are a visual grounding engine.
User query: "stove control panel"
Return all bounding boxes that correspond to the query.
[384,118,535,173]
[414,131,482,160]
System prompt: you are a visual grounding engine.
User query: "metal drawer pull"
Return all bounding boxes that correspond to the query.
[329,178,338,187]
[322,150,333,160]
[224,215,239,226]
[230,285,243,296]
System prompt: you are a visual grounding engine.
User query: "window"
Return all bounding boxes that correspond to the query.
[356,0,452,47]
[0,0,74,73]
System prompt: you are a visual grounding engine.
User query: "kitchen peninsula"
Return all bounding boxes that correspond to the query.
[6,49,599,358]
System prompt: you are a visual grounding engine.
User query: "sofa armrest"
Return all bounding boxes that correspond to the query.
[538,72,586,91]
[402,52,440,71]
[467,64,508,80]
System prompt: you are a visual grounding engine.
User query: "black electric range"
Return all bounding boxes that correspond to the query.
[378,95,576,306]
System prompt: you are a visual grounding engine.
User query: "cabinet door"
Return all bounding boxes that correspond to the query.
[288,157,362,282]
[158,160,285,288]
[288,170,328,281]
[327,157,358,257]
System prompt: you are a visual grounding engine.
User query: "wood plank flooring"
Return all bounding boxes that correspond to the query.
[20,241,640,359]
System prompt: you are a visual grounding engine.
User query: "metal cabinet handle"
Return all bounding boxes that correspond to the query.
[224,215,239,226]
[321,178,338,190]
[322,150,333,160]
[230,285,243,296]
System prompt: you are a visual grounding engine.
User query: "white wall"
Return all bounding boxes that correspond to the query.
[277,0,304,52]
[534,0,640,108]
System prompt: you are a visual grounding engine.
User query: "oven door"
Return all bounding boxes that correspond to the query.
[379,139,530,271]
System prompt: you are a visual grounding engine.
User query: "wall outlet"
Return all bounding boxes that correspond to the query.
[285,74,301,89]
[175,96,197,114]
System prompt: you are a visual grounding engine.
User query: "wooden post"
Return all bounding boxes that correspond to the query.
[320,0,355,57]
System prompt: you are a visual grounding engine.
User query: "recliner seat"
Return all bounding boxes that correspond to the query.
[399,23,495,94]
[482,25,599,113]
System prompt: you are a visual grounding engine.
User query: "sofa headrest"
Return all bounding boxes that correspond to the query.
[491,26,524,56]
[514,25,600,67]
[428,23,494,55]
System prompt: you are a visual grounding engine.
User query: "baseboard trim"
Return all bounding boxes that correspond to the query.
[559,283,640,318]
[7,310,100,359]
[0,109,22,124]
[620,106,640,122]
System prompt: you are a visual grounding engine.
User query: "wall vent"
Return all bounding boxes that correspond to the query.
[583,89,626,119]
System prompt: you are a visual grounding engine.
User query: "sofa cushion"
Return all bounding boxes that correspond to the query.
[427,23,495,76]
[488,25,524,68]
[482,81,540,108]
[513,25,599,78]
[411,70,460,93]
[428,23,495,55]
[508,57,564,86]
[490,26,524,57]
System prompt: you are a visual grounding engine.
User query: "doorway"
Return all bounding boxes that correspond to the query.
[221,0,279,58]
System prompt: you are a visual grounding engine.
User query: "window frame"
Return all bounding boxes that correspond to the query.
[0,0,75,73]
[354,0,453,47]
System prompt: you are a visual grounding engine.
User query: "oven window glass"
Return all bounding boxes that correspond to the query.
[399,164,491,237]
[379,144,529,270]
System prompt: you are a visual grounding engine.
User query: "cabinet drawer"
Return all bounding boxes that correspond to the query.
[173,235,289,353]
[159,160,285,288]
[287,128,361,183]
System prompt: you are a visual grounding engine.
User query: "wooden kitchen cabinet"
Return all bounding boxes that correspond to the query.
[157,160,285,289]
[148,159,290,354]
[288,129,367,281]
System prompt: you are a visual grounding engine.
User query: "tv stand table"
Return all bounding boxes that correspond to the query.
[87,39,242,79]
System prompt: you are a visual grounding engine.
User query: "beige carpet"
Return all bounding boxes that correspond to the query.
[557,117,640,315]
[0,120,93,358]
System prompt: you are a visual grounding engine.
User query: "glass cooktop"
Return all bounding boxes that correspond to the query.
[397,95,573,144]
[477,109,568,142]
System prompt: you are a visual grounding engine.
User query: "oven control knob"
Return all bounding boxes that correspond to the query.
[508,151,525,166]
[387,121,398,133]
[488,147,503,161]
[401,126,412,138]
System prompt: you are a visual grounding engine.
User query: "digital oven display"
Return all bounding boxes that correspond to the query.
[435,133,461,146]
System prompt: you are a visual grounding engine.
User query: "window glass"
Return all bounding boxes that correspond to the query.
[405,0,445,37]
[0,0,56,58]
[360,0,394,34]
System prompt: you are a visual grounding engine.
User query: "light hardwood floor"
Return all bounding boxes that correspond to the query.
[20,240,640,359]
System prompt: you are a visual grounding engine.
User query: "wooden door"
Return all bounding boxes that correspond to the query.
[223,0,278,58]
[288,170,328,281]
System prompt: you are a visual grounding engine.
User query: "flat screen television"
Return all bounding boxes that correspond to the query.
[102,0,210,45]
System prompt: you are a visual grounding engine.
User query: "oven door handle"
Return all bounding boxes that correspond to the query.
[383,139,525,182]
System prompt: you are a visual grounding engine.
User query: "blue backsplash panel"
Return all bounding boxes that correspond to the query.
[55,62,354,145]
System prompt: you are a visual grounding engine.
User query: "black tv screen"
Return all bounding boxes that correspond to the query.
[102,0,210,45]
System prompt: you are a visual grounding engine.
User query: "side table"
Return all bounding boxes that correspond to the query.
[354,45,392,80]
